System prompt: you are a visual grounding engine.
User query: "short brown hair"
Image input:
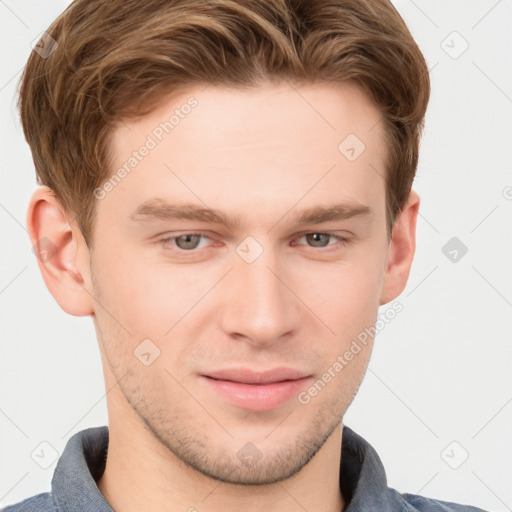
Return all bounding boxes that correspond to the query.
[17,0,429,247]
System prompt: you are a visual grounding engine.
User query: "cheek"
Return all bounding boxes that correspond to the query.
[294,254,385,337]
[94,242,218,338]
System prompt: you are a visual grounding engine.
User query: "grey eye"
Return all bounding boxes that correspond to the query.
[305,233,331,247]
[175,234,202,250]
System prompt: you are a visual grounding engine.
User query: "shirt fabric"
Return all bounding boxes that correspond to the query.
[2,425,488,512]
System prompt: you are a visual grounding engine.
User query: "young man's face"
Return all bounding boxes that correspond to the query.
[81,80,414,484]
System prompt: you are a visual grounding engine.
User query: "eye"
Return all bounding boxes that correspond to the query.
[295,233,349,249]
[159,233,212,251]
[157,231,350,255]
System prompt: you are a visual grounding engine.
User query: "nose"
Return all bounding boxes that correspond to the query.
[218,244,300,348]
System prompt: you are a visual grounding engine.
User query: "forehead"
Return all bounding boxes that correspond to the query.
[102,80,387,229]
[114,80,384,150]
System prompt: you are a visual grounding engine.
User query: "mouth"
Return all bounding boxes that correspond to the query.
[199,368,312,411]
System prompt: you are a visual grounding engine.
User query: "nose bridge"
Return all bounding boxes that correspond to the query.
[220,238,297,345]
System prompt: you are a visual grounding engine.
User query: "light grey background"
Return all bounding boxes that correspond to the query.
[1,1,511,510]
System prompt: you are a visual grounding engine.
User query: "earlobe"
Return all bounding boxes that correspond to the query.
[27,186,94,316]
[379,189,420,305]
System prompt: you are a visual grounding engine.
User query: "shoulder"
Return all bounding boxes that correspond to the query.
[1,492,59,512]
[400,491,490,512]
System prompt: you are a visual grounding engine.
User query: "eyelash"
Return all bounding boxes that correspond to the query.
[157,232,350,253]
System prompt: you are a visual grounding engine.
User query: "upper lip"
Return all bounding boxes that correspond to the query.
[202,368,310,385]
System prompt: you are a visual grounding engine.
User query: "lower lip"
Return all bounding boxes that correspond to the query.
[200,376,312,411]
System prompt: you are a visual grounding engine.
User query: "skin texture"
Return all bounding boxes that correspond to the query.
[27,80,419,512]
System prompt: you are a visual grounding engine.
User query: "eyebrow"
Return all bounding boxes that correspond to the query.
[129,198,373,230]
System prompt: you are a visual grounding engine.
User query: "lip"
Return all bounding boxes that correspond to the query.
[200,368,312,411]
[204,367,310,384]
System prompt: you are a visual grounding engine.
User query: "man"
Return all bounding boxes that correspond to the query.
[3,0,489,510]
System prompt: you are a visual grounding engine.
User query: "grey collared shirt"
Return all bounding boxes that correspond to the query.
[2,425,488,511]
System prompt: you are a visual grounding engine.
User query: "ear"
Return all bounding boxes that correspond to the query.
[379,189,420,305]
[27,186,94,316]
